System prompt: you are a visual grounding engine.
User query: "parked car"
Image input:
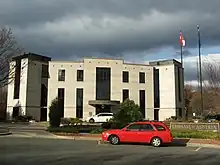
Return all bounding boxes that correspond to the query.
[102,121,173,147]
[87,113,113,123]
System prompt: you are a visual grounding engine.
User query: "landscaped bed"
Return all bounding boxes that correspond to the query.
[47,126,220,140]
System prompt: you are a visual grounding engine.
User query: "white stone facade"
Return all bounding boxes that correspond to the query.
[7,54,184,121]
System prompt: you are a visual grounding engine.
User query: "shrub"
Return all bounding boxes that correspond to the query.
[112,99,143,125]
[90,128,105,134]
[60,118,71,125]
[69,118,83,125]
[49,98,63,127]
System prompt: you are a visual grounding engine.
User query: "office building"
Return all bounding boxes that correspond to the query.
[6,53,184,121]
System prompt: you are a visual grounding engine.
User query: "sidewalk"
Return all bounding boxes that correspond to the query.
[53,134,220,148]
[0,126,11,135]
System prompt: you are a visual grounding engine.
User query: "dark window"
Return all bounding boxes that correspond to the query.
[40,108,47,121]
[139,90,146,118]
[58,88,64,99]
[12,107,19,118]
[154,68,160,108]
[139,72,145,83]
[177,67,181,101]
[122,89,129,102]
[153,68,160,121]
[40,84,47,107]
[153,124,166,131]
[140,124,154,131]
[76,88,83,118]
[13,60,21,99]
[126,124,141,130]
[58,69,65,81]
[122,71,129,83]
[42,64,49,78]
[96,67,111,100]
[77,70,84,81]
[179,108,183,118]
[58,88,64,117]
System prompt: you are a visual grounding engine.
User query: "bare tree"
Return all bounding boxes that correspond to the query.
[0,27,22,87]
[203,58,220,92]
[0,86,7,120]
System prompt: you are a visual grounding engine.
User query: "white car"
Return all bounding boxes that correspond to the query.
[87,113,113,123]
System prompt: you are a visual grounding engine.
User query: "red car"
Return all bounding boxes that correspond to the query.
[102,121,173,147]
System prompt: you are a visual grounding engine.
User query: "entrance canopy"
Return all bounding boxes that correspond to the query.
[88,100,120,106]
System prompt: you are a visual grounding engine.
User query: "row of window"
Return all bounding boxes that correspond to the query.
[58,69,146,83]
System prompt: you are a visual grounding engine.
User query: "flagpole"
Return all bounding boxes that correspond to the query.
[197,25,204,115]
[180,30,184,67]
[180,44,183,66]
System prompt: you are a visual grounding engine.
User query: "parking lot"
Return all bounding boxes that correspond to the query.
[0,136,220,165]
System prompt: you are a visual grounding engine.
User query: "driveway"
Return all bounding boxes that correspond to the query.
[0,122,55,138]
[0,136,220,165]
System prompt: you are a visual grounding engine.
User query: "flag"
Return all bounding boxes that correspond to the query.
[179,31,186,47]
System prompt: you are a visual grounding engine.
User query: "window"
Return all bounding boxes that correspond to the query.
[98,113,113,117]
[58,69,65,81]
[154,68,160,108]
[76,88,83,118]
[122,89,129,102]
[58,88,65,99]
[40,84,47,107]
[58,88,64,117]
[122,71,129,83]
[77,70,84,81]
[140,124,154,131]
[96,67,111,100]
[179,108,183,118]
[139,90,146,118]
[139,72,145,83]
[153,124,166,131]
[126,124,141,131]
[42,64,49,78]
[13,59,21,99]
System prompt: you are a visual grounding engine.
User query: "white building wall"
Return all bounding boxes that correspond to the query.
[6,58,29,119]
[7,55,183,122]
[156,65,177,121]
[48,59,156,121]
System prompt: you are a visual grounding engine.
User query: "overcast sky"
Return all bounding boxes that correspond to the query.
[1,0,220,82]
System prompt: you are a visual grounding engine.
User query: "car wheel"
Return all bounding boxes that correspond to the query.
[109,135,120,145]
[89,118,95,123]
[151,137,162,147]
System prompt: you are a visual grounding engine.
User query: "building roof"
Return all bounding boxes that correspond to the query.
[149,59,182,67]
[12,52,51,62]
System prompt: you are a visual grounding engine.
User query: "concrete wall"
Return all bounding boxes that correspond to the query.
[25,60,49,121]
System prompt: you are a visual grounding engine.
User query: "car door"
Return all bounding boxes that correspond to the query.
[137,124,155,143]
[96,114,104,122]
[120,124,142,142]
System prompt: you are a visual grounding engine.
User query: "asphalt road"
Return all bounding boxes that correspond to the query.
[0,137,220,165]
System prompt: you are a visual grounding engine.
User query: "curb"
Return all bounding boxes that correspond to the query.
[186,143,220,149]
[53,135,220,148]
[0,132,12,136]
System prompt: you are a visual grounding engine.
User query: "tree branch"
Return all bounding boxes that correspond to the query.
[0,27,23,87]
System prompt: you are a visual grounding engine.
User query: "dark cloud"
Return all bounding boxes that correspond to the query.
[1,0,220,61]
